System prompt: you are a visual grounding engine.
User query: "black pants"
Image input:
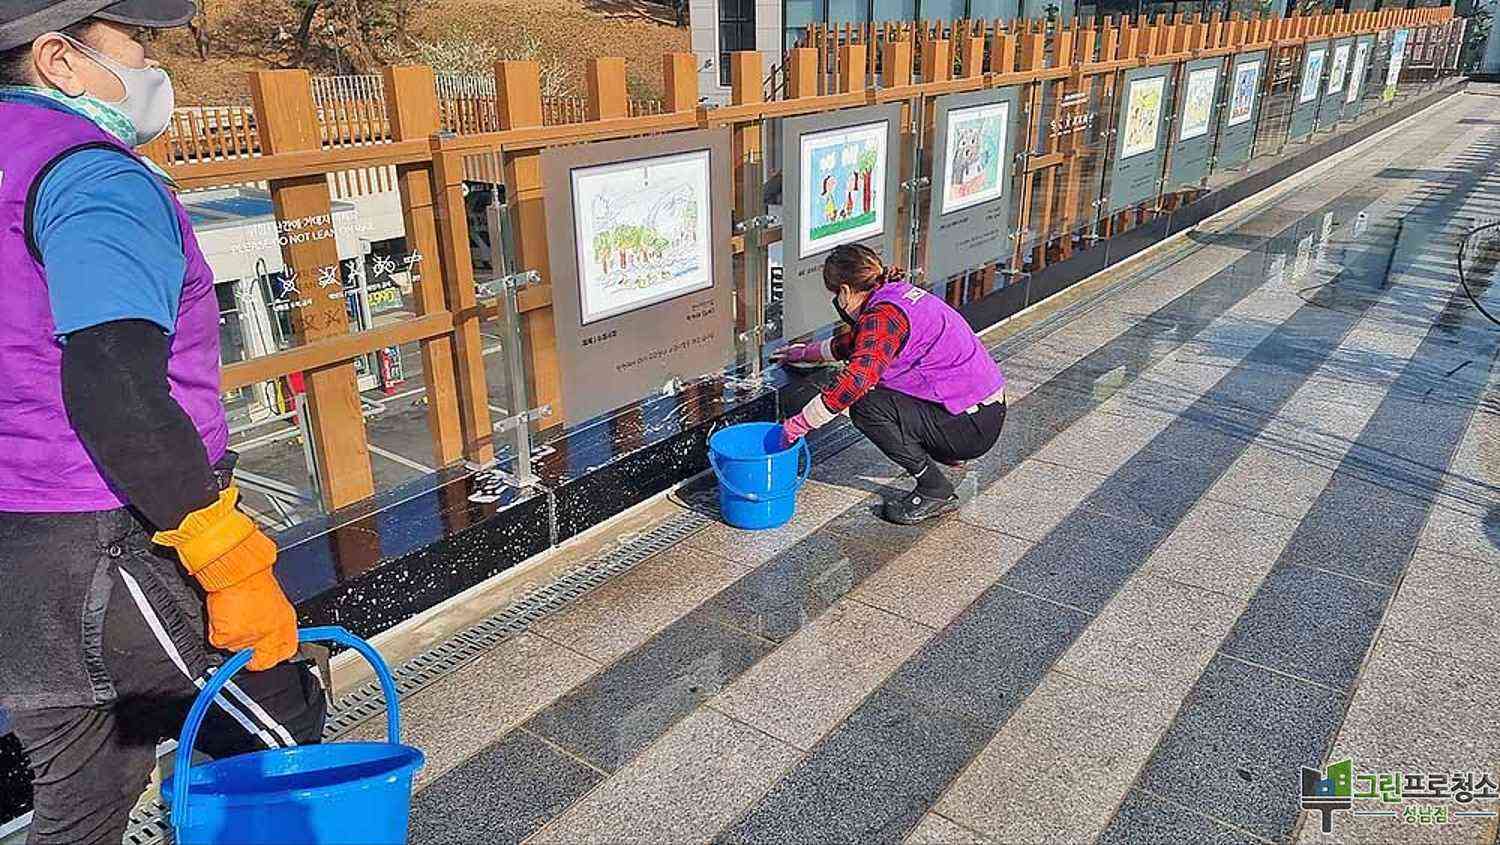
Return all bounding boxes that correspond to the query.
[0,508,326,845]
[849,386,1007,494]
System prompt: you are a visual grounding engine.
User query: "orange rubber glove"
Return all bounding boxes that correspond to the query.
[152,487,298,671]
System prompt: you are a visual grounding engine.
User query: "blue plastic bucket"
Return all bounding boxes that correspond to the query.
[708,422,811,530]
[163,627,425,845]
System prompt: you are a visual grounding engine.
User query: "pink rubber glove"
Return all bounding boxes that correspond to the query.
[773,343,822,366]
[781,413,813,448]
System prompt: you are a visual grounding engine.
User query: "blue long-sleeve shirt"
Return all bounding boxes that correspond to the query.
[3,89,185,335]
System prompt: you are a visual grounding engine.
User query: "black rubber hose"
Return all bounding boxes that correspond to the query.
[1457,219,1500,329]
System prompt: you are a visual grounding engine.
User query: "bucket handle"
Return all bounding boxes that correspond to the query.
[170,626,401,832]
[708,436,811,503]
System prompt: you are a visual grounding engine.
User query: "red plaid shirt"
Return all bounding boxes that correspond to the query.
[821,302,910,415]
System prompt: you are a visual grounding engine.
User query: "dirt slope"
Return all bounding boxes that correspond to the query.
[152,0,690,104]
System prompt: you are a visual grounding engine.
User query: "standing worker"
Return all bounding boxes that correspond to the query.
[777,244,1007,524]
[0,4,326,843]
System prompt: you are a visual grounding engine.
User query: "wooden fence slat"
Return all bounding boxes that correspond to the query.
[248,69,375,510]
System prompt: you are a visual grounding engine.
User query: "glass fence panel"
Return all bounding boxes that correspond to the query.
[479,129,744,436]
[1024,69,1112,275]
[1204,49,1265,186]
[1163,55,1226,197]
[914,83,1028,309]
[1254,44,1299,160]
[1098,62,1174,237]
[190,162,442,534]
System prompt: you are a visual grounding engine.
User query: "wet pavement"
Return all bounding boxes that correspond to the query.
[363,87,1500,844]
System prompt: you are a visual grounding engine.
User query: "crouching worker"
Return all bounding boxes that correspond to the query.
[0,5,325,843]
[776,244,1006,524]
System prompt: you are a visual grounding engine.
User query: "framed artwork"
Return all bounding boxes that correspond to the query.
[1346,42,1370,104]
[1120,76,1165,159]
[1300,47,1326,104]
[1327,43,1351,95]
[1387,29,1409,88]
[570,148,714,326]
[1178,66,1218,142]
[1228,60,1260,127]
[940,100,1010,215]
[798,119,890,259]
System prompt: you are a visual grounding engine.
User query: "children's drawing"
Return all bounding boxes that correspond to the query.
[1228,60,1260,127]
[1327,43,1351,95]
[571,148,713,325]
[941,100,1010,215]
[1299,47,1326,104]
[799,120,889,259]
[1178,67,1218,142]
[1120,76,1165,160]
[1386,29,1409,93]
[1346,42,1370,104]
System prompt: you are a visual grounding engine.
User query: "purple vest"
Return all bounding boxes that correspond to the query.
[865,280,1005,414]
[0,101,226,513]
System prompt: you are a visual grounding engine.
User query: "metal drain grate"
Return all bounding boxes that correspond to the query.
[118,508,713,844]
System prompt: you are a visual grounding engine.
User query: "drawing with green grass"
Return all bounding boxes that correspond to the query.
[571,148,713,324]
[798,119,889,259]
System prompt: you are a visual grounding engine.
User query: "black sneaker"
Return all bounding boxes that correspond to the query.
[882,490,960,525]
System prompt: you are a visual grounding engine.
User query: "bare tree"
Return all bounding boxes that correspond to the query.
[403,24,573,95]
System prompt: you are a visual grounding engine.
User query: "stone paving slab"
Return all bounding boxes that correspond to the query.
[521,613,774,772]
[344,633,602,787]
[714,687,991,844]
[1098,790,1265,845]
[1140,497,1301,601]
[1382,547,1500,666]
[1054,571,1244,698]
[409,729,604,845]
[1298,637,1500,845]
[903,812,991,844]
[1134,655,1348,842]
[845,522,1031,630]
[527,707,803,844]
[934,673,1179,844]
[530,545,754,662]
[709,599,934,750]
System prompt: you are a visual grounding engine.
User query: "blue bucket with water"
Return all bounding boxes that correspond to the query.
[707,421,811,530]
[163,626,425,845]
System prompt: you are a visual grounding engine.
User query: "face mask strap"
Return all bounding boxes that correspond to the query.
[50,32,131,100]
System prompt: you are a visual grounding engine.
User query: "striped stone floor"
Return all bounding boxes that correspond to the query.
[372,86,1500,845]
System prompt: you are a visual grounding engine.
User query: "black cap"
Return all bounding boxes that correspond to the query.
[1,0,196,51]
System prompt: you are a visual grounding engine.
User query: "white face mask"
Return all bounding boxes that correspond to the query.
[58,33,174,145]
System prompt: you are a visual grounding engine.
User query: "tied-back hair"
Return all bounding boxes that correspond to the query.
[821,243,906,293]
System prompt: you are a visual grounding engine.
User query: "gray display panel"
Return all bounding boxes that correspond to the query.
[1316,38,1356,130]
[1215,51,1267,171]
[1108,66,1173,212]
[541,128,736,423]
[1166,57,1224,190]
[780,103,904,341]
[1343,36,1376,119]
[923,86,1024,285]
[1288,41,1328,141]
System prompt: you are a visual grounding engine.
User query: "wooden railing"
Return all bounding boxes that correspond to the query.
[141,75,666,170]
[155,6,1455,514]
